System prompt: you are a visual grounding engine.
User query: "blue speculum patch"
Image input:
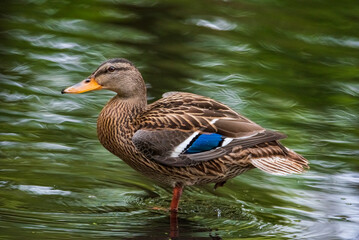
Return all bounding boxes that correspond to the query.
[185,133,224,153]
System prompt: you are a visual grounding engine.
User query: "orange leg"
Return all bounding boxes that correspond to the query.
[170,211,179,238]
[170,185,183,212]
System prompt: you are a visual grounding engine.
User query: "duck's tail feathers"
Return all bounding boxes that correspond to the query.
[250,148,309,175]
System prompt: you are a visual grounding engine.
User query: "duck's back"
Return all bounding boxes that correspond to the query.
[130,92,308,185]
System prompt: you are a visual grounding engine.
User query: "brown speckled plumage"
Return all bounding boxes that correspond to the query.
[63,58,309,211]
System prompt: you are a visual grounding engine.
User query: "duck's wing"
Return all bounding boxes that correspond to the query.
[132,92,286,167]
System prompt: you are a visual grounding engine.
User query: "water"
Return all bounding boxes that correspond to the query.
[1,0,359,239]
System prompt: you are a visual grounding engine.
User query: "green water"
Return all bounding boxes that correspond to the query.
[1,0,358,239]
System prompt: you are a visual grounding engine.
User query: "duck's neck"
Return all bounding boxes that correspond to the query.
[97,94,147,161]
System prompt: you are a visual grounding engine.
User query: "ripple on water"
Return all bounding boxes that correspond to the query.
[189,17,238,31]
[15,185,72,196]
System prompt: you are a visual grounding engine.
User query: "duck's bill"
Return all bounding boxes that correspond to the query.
[61,78,102,94]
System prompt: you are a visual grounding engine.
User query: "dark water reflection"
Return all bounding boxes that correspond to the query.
[1,0,359,239]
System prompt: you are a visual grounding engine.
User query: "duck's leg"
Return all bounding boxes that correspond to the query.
[214,181,226,190]
[169,185,182,237]
[170,211,179,238]
[170,185,183,212]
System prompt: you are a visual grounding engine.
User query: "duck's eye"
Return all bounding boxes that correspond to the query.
[108,66,116,72]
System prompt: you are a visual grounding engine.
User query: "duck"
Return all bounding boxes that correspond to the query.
[62,58,309,212]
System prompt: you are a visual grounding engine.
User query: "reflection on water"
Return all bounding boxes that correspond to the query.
[1,0,359,239]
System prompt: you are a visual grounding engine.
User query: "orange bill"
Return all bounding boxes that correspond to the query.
[61,78,102,94]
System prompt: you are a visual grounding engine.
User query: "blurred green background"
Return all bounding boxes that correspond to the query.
[1,0,358,239]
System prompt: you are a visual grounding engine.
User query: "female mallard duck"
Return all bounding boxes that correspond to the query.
[62,58,309,212]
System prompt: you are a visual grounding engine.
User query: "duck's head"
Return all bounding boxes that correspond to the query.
[62,58,146,98]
